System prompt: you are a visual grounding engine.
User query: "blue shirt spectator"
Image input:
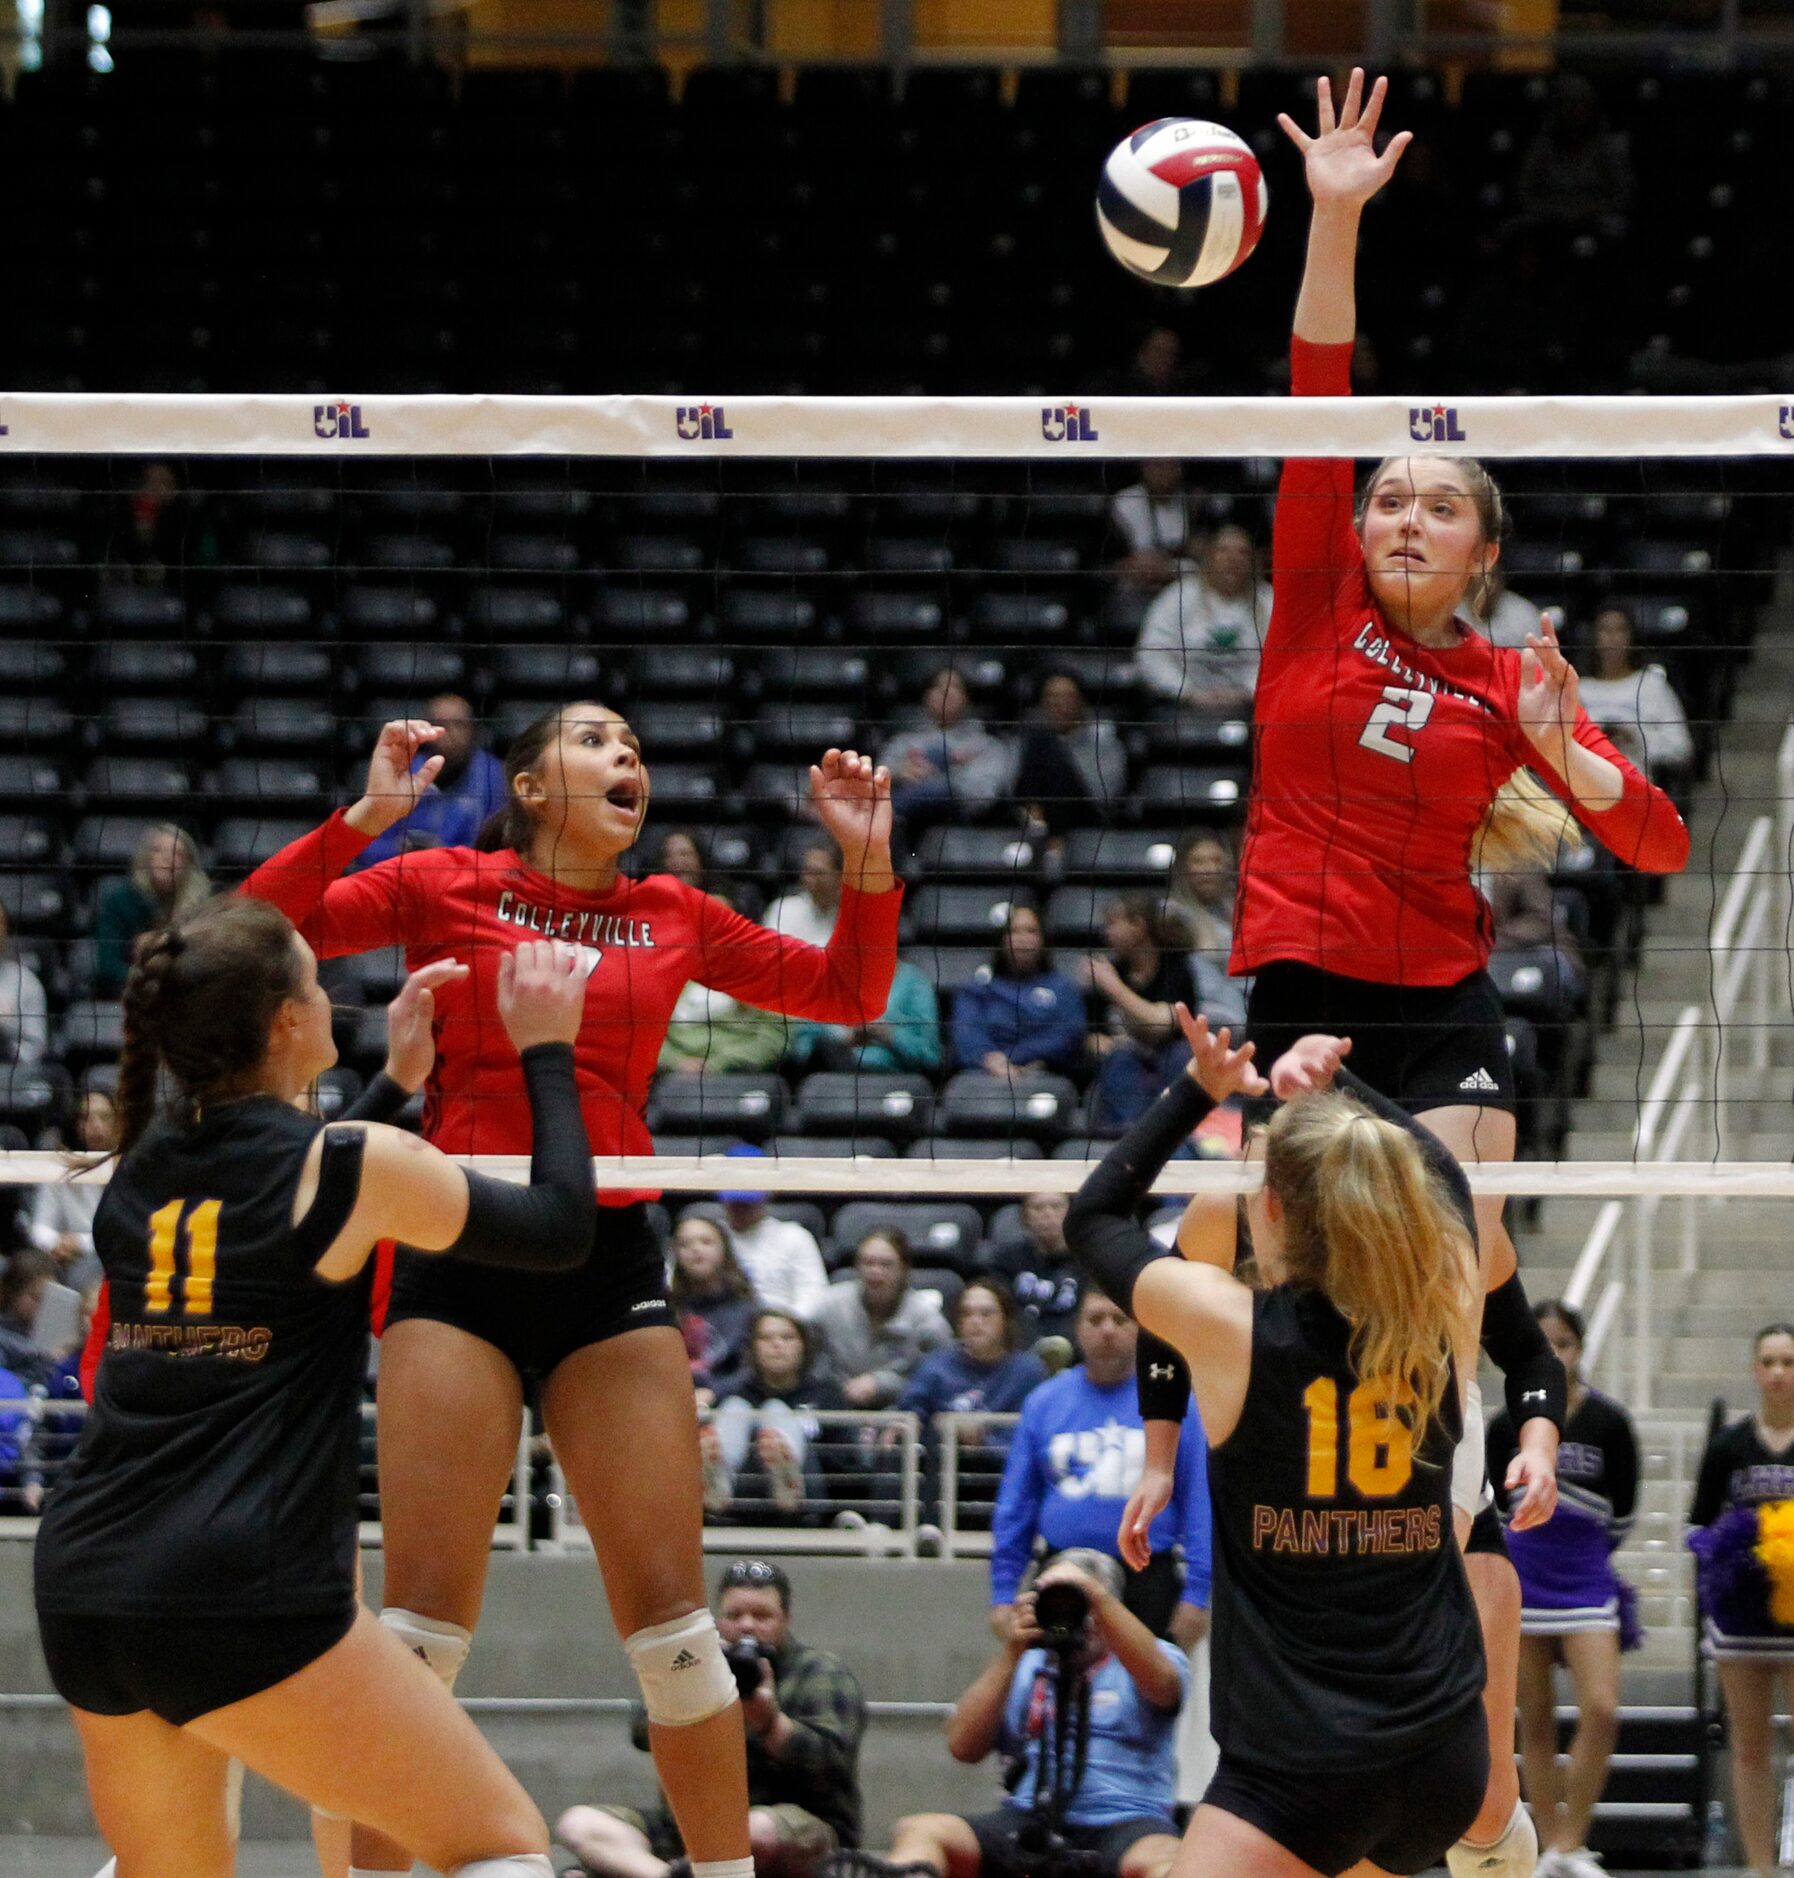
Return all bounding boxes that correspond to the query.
[951,905,1087,1078]
[991,1292,1210,1626]
[352,693,508,869]
[901,1279,1048,1440]
[0,1358,34,1509]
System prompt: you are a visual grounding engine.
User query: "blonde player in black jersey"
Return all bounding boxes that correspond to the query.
[1066,1012,1488,1877]
[33,897,597,1878]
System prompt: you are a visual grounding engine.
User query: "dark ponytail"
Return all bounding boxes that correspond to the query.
[477,701,581,855]
[116,896,305,1153]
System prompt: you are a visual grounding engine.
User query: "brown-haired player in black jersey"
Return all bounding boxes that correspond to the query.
[33,896,598,1878]
[1065,1011,1488,1877]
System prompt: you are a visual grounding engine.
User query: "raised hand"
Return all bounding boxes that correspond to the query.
[1518,617,1584,757]
[1118,1468,1175,1573]
[1278,68,1411,210]
[1269,1033,1353,1099]
[382,958,469,1093]
[809,748,895,888]
[1175,1005,1269,1103]
[354,718,446,836]
[496,940,588,1053]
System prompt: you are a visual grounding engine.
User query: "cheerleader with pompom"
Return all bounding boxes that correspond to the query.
[1687,1323,1794,1876]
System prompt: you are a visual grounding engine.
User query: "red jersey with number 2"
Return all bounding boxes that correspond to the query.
[1232,338,1689,987]
[245,814,902,1200]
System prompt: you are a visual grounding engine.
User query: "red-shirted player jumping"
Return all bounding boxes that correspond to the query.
[1223,70,1689,1878]
[245,704,900,1878]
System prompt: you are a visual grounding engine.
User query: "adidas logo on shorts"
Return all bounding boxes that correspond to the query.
[670,1648,700,1671]
[1458,1067,1500,1093]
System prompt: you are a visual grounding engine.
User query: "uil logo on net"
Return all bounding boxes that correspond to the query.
[675,403,733,441]
[1778,402,1794,441]
[313,400,371,440]
[1408,403,1467,443]
[1041,404,1100,443]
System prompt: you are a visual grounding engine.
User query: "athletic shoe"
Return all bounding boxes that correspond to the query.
[819,1852,939,1878]
[1531,1852,1564,1878]
[1553,1850,1605,1877]
[766,1450,806,1514]
[701,1450,733,1517]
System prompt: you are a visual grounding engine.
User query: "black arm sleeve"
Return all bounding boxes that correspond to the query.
[340,1071,412,1125]
[1481,1270,1567,1434]
[1137,1331,1193,1425]
[1064,1074,1214,1315]
[444,1044,596,1272]
[1485,1408,1518,1517]
[1689,1423,1734,1529]
[1333,1068,1477,1245]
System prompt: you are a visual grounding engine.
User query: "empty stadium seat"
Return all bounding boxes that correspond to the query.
[466,587,565,638]
[0,816,58,866]
[938,1070,1081,1142]
[905,1136,1043,1160]
[1058,828,1180,883]
[0,756,63,807]
[0,1060,72,1133]
[646,1071,787,1143]
[637,648,734,696]
[72,815,164,872]
[205,758,329,810]
[591,588,692,639]
[83,756,194,806]
[0,873,71,934]
[56,999,125,1069]
[906,884,1024,946]
[211,817,315,873]
[912,827,1041,878]
[794,1071,933,1143]
[828,1199,987,1273]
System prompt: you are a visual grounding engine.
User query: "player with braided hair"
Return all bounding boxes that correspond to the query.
[34,895,597,1878]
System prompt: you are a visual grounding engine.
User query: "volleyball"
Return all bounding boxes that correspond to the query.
[1095,118,1268,288]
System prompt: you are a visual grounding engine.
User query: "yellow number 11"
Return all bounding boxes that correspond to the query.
[1302,1376,1416,1500]
[146,1198,222,1317]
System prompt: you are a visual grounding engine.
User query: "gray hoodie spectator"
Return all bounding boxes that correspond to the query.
[0,903,47,1066]
[811,1231,952,1408]
[1135,527,1270,714]
[880,669,1014,830]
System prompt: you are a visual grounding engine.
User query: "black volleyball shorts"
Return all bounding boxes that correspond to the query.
[1246,961,1517,1117]
[1204,1701,1489,1876]
[384,1200,676,1380]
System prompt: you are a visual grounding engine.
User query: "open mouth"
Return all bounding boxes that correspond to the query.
[605,780,643,814]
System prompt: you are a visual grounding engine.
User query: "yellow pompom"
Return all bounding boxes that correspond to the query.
[1754,1501,1794,1627]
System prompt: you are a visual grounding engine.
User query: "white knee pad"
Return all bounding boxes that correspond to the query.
[1446,1801,1538,1878]
[381,1605,473,1692]
[446,1859,556,1878]
[624,1608,739,1727]
[1453,1380,1491,1522]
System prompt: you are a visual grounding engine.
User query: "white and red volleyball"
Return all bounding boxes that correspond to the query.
[1096,118,1268,288]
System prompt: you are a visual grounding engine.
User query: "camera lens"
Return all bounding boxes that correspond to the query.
[1034,1580,1089,1646]
[726,1637,764,1699]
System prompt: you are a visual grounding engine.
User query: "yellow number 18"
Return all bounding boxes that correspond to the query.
[146,1198,222,1318]
[1301,1376,1416,1500]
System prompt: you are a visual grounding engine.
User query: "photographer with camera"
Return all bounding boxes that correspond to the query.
[822,1550,1184,1878]
[558,1560,866,1878]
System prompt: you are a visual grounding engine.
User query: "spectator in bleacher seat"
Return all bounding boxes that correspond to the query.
[1165,827,1237,960]
[0,901,47,1065]
[951,904,1088,1083]
[1109,458,1195,601]
[981,1192,1082,1347]
[1134,524,1270,716]
[1490,1301,1639,1878]
[0,1247,58,1390]
[353,693,508,868]
[1011,670,1129,841]
[671,1214,762,1408]
[1478,861,1585,974]
[1516,72,1634,238]
[1576,602,1695,784]
[26,1087,116,1291]
[704,1309,854,1522]
[990,1287,1210,1649]
[1112,324,1192,400]
[1080,894,1242,1135]
[660,892,792,1075]
[826,1549,1184,1878]
[91,822,210,996]
[656,827,708,889]
[901,1279,1047,1526]
[719,1149,831,1321]
[116,461,213,580]
[813,1230,952,1410]
[879,669,1014,836]
[789,957,941,1077]
[1686,1323,1794,1878]
[764,841,844,948]
[1466,563,1544,651]
[559,1557,866,1878]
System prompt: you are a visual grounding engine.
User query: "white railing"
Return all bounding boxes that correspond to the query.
[1711,812,1777,1138]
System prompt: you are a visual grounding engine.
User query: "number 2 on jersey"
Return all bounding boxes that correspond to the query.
[1302,1377,1416,1499]
[1358,685,1435,764]
[146,1198,222,1317]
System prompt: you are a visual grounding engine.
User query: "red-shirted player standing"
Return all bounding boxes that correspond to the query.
[1219,71,1689,1878]
[245,704,900,1878]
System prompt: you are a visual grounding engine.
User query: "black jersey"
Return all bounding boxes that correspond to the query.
[1489,1389,1639,1540]
[34,1097,369,1622]
[1207,1286,1484,1770]
[1690,1416,1794,1528]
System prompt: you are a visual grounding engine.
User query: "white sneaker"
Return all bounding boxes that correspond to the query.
[1554,1850,1604,1878]
[1530,1853,1564,1878]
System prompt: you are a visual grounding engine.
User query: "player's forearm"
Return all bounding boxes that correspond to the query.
[1523,730,1624,814]
[1293,203,1362,346]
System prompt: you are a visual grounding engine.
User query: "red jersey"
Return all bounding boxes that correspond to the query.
[245,814,902,1200]
[1232,338,1689,987]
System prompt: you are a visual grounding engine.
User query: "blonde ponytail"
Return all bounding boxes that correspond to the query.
[1473,766,1581,875]
[1264,1092,1479,1458]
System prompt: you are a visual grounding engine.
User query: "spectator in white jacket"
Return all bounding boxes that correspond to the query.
[1577,602,1695,781]
[811,1230,952,1408]
[0,903,47,1066]
[1134,526,1270,715]
[27,1089,117,1291]
[717,1147,830,1321]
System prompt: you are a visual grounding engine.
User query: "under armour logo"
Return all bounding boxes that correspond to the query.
[1149,1365,1176,1381]
[1458,1067,1500,1093]
[670,1649,700,1670]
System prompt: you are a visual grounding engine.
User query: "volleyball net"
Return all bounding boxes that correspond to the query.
[0,390,1791,1412]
